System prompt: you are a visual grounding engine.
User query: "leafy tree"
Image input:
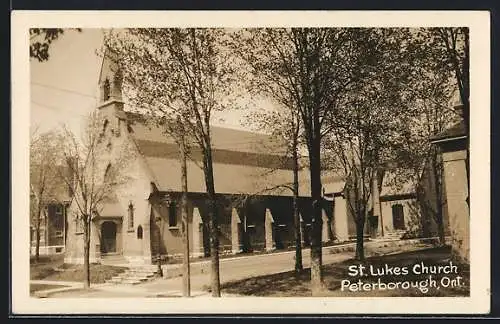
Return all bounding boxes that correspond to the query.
[234,28,375,293]
[388,32,461,245]
[415,28,470,202]
[242,100,305,273]
[103,28,239,297]
[322,28,426,260]
[58,112,131,289]
[30,130,66,262]
[30,28,81,62]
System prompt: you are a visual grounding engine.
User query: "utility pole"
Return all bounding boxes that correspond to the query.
[179,122,191,297]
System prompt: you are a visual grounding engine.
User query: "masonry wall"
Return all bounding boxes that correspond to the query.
[441,148,469,262]
[149,193,315,260]
[380,198,418,233]
[64,107,156,264]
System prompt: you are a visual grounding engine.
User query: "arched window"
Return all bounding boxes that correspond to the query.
[137,225,143,239]
[102,78,110,101]
[103,119,109,133]
[104,164,112,182]
[128,201,134,230]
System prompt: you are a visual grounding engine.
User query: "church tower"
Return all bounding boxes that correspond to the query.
[97,50,126,137]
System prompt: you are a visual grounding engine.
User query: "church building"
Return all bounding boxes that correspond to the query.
[64,53,444,265]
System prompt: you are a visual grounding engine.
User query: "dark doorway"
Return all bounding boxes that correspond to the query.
[392,204,405,230]
[101,221,117,254]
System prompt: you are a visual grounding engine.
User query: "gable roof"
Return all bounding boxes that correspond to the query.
[124,112,297,196]
[380,169,415,197]
[96,196,123,217]
[430,121,467,143]
[125,112,288,156]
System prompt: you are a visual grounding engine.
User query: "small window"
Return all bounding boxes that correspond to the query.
[168,202,177,227]
[128,202,134,230]
[74,216,83,234]
[137,225,143,239]
[104,164,112,181]
[102,119,109,134]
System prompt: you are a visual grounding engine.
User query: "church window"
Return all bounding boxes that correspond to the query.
[102,119,109,134]
[137,225,143,239]
[74,214,83,234]
[104,164,112,182]
[128,202,135,230]
[103,78,110,101]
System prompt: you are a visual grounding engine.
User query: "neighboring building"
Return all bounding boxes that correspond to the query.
[30,178,71,256]
[322,167,449,243]
[431,104,469,262]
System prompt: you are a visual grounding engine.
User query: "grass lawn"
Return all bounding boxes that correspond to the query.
[30,255,127,284]
[220,246,470,297]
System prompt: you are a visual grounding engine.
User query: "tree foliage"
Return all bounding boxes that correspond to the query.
[58,112,132,289]
[104,28,240,297]
[30,28,81,62]
[234,27,381,293]
[30,130,66,262]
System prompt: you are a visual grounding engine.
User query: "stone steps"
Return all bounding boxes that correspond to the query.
[106,265,161,285]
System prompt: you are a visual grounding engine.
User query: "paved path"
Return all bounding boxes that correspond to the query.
[45,239,436,298]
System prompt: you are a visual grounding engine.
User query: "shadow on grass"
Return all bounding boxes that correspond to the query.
[221,246,470,297]
[31,262,127,284]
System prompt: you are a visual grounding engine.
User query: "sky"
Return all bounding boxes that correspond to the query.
[30,29,257,139]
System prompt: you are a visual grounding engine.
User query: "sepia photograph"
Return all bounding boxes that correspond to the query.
[11,11,490,314]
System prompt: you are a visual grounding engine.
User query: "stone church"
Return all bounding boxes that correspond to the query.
[64,54,443,265]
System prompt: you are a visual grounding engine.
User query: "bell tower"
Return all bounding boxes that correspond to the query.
[97,50,126,137]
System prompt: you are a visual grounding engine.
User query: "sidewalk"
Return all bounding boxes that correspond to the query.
[160,236,442,278]
[37,237,442,298]
[30,280,86,298]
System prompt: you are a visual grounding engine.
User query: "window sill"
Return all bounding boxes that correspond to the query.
[168,226,180,230]
[75,232,83,235]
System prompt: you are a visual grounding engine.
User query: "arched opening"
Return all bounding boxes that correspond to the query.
[104,164,112,183]
[100,221,117,254]
[137,225,143,239]
[128,202,134,230]
[392,204,405,230]
[102,78,110,101]
[103,119,109,133]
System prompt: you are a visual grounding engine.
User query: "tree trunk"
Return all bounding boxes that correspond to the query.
[180,139,191,297]
[432,149,446,246]
[83,217,91,289]
[34,206,42,263]
[203,147,221,297]
[292,141,303,274]
[308,135,323,295]
[355,215,365,261]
